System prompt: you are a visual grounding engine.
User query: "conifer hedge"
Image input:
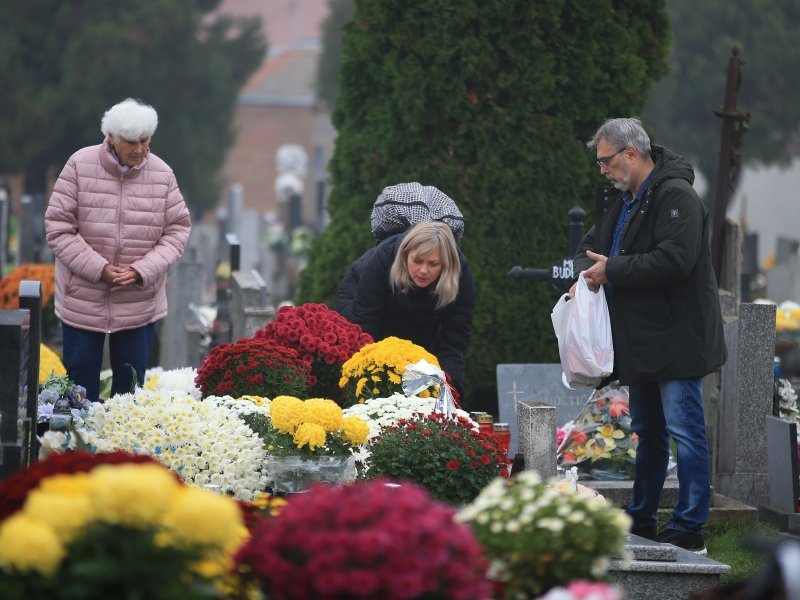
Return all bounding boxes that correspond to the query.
[297,0,669,406]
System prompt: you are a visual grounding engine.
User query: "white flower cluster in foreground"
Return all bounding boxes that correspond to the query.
[79,389,268,500]
[456,470,632,582]
[343,392,476,440]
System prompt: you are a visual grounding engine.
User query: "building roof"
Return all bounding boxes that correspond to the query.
[239,46,321,107]
[212,0,328,55]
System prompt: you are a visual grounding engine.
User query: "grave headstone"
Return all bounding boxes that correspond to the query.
[18,280,42,465]
[765,415,799,513]
[497,363,591,456]
[776,236,799,264]
[160,259,206,370]
[0,182,8,275]
[716,302,775,507]
[516,401,556,478]
[230,270,274,341]
[18,193,48,264]
[0,310,29,479]
[766,256,800,305]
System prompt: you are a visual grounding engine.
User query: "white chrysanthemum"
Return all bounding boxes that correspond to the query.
[537,517,564,532]
[38,431,71,457]
[214,395,272,418]
[343,392,476,439]
[146,367,201,399]
[80,390,268,500]
[591,556,611,577]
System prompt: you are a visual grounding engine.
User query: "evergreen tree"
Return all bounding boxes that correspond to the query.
[298,0,669,404]
[0,0,265,216]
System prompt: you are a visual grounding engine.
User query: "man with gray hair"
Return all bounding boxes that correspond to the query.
[45,98,191,403]
[571,117,726,554]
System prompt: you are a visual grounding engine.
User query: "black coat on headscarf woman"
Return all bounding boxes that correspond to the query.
[336,232,476,396]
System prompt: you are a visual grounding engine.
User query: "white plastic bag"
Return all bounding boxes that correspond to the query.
[551,273,614,388]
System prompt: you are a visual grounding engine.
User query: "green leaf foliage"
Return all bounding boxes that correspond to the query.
[0,0,265,215]
[297,0,669,405]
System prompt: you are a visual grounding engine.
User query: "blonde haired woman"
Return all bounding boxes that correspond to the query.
[338,220,476,397]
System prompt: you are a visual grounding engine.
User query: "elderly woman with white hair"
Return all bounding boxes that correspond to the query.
[45,97,191,402]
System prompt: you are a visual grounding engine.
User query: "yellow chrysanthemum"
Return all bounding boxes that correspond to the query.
[162,486,245,551]
[88,463,181,528]
[340,337,439,382]
[0,514,65,576]
[269,395,305,433]
[293,422,327,451]
[38,343,66,384]
[144,373,160,390]
[387,371,401,384]
[24,475,93,543]
[250,492,287,516]
[37,472,92,497]
[341,415,370,446]
[301,398,343,432]
[355,377,368,397]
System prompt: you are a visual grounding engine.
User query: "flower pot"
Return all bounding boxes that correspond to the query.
[267,455,356,494]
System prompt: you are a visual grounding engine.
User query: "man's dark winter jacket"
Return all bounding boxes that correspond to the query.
[336,232,476,394]
[573,145,727,384]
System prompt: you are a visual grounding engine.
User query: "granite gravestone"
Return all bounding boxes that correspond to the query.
[765,415,799,513]
[0,310,29,479]
[18,280,42,466]
[497,364,593,456]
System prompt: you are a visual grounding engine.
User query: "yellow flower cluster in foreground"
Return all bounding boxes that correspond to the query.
[0,463,246,578]
[39,343,66,384]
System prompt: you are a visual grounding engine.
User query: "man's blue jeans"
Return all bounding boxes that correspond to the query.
[626,378,710,533]
[61,322,155,403]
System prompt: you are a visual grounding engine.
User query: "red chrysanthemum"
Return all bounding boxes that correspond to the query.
[365,414,510,506]
[254,303,372,404]
[196,337,311,398]
[234,479,490,600]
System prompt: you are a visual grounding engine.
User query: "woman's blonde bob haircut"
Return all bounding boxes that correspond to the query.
[389,221,461,308]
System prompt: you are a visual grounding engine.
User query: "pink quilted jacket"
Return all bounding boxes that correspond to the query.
[45,141,191,333]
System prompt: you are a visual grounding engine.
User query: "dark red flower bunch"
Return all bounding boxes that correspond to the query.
[196,337,311,398]
[0,450,165,522]
[365,414,510,506]
[234,479,490,600]
[255,303,372,404]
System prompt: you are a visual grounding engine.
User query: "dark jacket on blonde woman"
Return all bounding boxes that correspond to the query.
[337,221,476,396]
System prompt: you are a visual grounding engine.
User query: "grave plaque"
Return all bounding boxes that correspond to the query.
[766,415,800,513]
[497,364,592,456]
[0,310,30,479]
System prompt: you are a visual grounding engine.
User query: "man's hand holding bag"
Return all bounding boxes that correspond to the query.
[550,273,614,388]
